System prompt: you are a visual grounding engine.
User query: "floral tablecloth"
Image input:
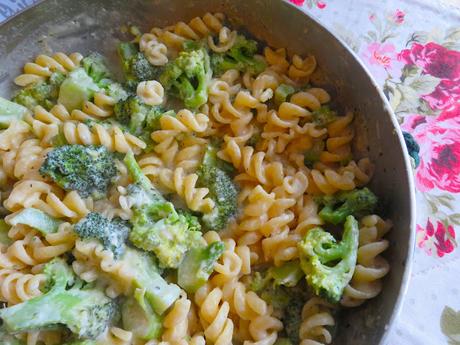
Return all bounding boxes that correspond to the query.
[1,0,460,343]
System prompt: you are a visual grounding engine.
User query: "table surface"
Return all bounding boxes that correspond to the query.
[1,0,460,344]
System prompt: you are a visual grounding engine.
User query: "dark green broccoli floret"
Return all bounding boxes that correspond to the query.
[0,97,29,128]
[122,295,162,340]
[304,140,325,168]
[40,145,117,198]
[274,84,296,107]
[0,258,117,339]
[178,241,225,293]
[74,212,130,259]
[298,215,359,303]
[124,152,203,268]
[118,42,162,89]
[312,105,337,127]
[114,95,164,143]
[160,47,212,109]
[211,35,266,75]
[197,144,238,231]
[82,53,112,83]
[317,188,378,225]
[12,72,65,110]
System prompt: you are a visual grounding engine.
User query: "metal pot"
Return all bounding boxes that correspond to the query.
[0,1,416,344]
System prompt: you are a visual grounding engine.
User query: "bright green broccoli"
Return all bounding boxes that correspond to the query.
[0,97,30,128]
[118,42,162,89]
[123,247,180,315]
[298,215,359,303]
[317,188,378,225]
[160,47,212,109]
[0,258,117,339]
[74,212,130,259]
[7,208,62,234]
[40,145,117,198]
[178,241,225,293]
[197,144,238,231]
[12,72,65,110]
[124,152,203,268]
[274,84,296,107]
[122,294,162,340]
[82,52,112,83]
[303,140,325,168]
[211,35,266,75]
[311,105,337,127]
[114,95,165,143]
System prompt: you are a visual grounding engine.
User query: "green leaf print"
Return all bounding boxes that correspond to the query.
[441,306,460,344]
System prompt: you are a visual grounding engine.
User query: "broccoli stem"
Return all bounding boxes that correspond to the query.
[124,151,152,190]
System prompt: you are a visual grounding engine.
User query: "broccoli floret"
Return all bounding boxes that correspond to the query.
[178,241,225,293]
[58,68,100,111]
[82,53,112,83]
[177,209,202,232]
[74,212,130,259]
[124,152,203,268]
[12,72,65,110]
[124,247,180,315]
[211,35,266,75]
[160,47,212,109]
[0,97,30,128]
[118,42,162,89]
[317,188,378,225]
[114,95,164,143]
[122,294,162,340]
[298,215,359,303]
[274,84,295,107]
[312,105,337,127]
[197,144,238,231]
[304,140,325,168]
[40,145,117,198]
[0,258,117,339]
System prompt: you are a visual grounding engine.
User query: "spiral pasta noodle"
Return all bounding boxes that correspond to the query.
[26,104,71,145]
[319,112,354,163]
[0,268,46,305]
[14,52,83,87]
[140,33,169,66]
[341,215,391,307]
[161,292,192,344]
[71,92,118,121]
[62,121,146,154]
[137,80,165,106]
[96,327,133,345]
[299,297,335,345]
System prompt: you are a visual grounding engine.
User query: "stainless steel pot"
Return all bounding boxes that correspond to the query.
[0,1,416,344]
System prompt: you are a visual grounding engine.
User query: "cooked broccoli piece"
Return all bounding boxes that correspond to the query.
[123,247,180,315]
[178,241,225,293]
[118,42,161,89]
[0,219,12,245]
[58,68,100,111]
[311,105,337,127]
[274,84,295,107]
[177,208,202,232]
[124,152,203,268]
[12,72,65,110]
[304,140,325,168]
[160,47,212,109]
[122,294,162,340]
[40,145,117,198]
[282,293,307,344]
[0,97,29,128]
[273,338,293,345]
[298,215,359,303]
[82,52,112,83]
[104,82,129,102]
[211,35,266,75]
[0,258,117,339]
[317,188,378,225]
[114,95,164,142]
[7,208,62,234]
[74,212,130,259]
[197,144,238,231]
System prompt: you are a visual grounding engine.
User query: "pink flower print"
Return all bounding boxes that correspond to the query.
[316,1,326,9]
[289,0,305,5]
[392,9,405,24]
[422,79,460,110]
[361,42,404,84]
[417,219,456,257]
[402,103,460,193]
[369,13,376,22]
